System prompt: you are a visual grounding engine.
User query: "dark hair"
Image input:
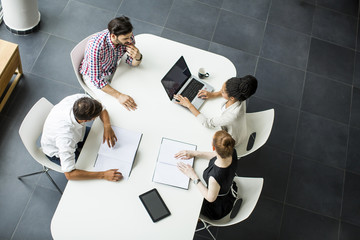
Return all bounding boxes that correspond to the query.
[225,75,258,101]
[212,130,235,158]
[107,16,133,36]
[73,97,103,121]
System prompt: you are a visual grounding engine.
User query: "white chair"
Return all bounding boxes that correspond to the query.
[18,97,63,194]
[196,177,264,240]
[236,109,274,158]
[70,34,96,98]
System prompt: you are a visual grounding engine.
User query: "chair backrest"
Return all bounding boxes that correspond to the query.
[199,177,263,227]
[236,109,275,158]
[19,98,62,173]
[70,34,96,98]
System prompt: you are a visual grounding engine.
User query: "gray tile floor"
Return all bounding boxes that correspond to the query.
[0,0,359,239]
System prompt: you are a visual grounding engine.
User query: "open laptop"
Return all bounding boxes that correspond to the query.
[161,56,214,110]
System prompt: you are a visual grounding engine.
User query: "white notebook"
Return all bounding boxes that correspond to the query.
[93,126,142,180]
[153,138,197,189]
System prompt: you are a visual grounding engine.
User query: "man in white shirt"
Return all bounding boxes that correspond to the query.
[41,94,122,181]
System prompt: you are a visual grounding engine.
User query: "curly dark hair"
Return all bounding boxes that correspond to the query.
[225,75,258,101]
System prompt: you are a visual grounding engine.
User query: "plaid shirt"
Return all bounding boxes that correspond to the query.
[79,29,135,89]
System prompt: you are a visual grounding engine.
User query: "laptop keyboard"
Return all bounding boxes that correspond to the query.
[180,79,204,102]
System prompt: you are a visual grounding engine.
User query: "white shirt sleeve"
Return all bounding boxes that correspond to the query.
[196,108,238,129]
[55,134,77,173]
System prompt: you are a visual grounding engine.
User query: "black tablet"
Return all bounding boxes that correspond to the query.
[139,188,171,222]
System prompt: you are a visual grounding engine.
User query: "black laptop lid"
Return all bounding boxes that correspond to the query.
[161,56,191,100]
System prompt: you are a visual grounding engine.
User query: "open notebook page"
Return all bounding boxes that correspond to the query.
[153,138,196,189]
[93,126,142,179]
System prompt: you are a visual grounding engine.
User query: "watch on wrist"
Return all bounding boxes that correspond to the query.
[193,178,200,185]
[136,53,142,61]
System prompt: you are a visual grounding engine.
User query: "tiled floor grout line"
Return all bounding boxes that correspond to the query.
[290,151,352,173]
[44,2,360,87]
[254,2,288,239]
[338,170,346,240]
[337,8,360,238]
[58,0,71,23]
[10,179,40,240]
[131,17,164,30]
[29,34,51,73]
[208,6,221,47]
[71,0,117,16]
[284,201,345,223]
[114,0,124,18]
[259,194,352,223]
[191,0,222,9]
[303,69,354,88]
[26,71,82,91]
[279,7,316,236]
[47,32,87,45]
[252,93,352,129]
[218,5,274,25]
[254,0,271,76]
[310,3,358,51]
[160,0,176,36]
[340,218,360,228]
[310,34,357,52]
[316,3,359,19]
[209,2,358,52]
[161,27,210,45]
[1,0,360,239]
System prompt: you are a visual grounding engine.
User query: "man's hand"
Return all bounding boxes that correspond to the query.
[103,125,117,147]
[103,169,123,182]
[117,93,137,111]
[126,44,141,60]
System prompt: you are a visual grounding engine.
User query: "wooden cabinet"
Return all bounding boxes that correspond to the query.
[0,39,23,111]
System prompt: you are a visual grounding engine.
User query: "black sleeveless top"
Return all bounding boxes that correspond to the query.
[201,149,238,220]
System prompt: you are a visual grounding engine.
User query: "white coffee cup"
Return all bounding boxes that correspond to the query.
[198,68,210,79]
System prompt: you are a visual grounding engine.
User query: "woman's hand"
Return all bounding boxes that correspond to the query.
[173,94,193,108]
[197,90,213,99]
[177,162,198,180]
[174,150,196,160]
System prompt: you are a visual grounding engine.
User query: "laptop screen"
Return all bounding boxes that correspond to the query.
[161,56,191,100]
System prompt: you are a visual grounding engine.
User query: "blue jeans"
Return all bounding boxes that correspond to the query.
[47,126,91,165]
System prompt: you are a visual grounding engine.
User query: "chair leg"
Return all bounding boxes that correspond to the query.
[195,219,206,232]
[18,169,46,179]
[44,169,63,194]
[18,166,63,195]
[196,219,216,240]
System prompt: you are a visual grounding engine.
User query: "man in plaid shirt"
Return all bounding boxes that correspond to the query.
[80,16,142,111]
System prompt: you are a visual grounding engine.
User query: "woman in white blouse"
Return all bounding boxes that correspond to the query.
[174,75,257,146]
